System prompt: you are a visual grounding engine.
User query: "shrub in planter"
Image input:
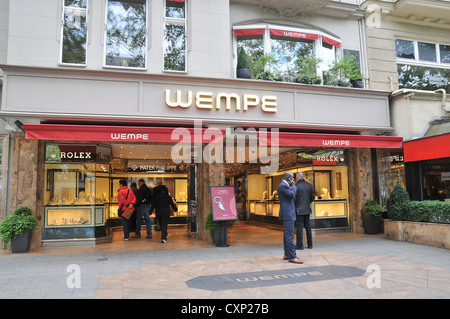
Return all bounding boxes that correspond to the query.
[406,201,450,224]
[204,212,238,247]
[0,206,38,253]
[362,200,386,234]
[386,184,410,221]
[236,47,251,79]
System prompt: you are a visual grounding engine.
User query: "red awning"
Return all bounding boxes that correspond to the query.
[269,28,319,40]
[403,133,450,162]
[23,124,224,143]
[322,36,341,48]
[233,28,265,36]
[24,124,403,149]
[259,132,403,149]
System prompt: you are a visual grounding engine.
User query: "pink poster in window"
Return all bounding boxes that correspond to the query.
[210,186,238,221]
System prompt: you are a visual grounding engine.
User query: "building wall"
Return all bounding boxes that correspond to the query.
[3,0,233,78]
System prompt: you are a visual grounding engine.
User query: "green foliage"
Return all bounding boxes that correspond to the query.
[237,47,250,69]
[0,207,38,244]
[363,200,386,216]
[13,206,33,216]
[386,184,450,224]
[325,54,363,85]
[386,184,410,221]
[204,212,238,231]
[406,201,450,224]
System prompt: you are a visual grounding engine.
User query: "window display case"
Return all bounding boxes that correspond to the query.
[247,165,349,228]
[45,205,105,227]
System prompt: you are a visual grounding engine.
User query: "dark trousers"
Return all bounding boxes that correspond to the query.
[156,212,170,241]
[296,214,312,248]
[282,220,296,259]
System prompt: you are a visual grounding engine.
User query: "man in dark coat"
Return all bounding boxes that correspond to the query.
[294,172,315,249]
[278,171,303,264]
[134,179,153,239]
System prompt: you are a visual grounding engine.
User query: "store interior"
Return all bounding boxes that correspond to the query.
[42,142,352,241]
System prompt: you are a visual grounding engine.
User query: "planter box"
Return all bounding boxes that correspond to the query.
[384,219,449,249]
[362,213,381,234]
[10,231,32,253]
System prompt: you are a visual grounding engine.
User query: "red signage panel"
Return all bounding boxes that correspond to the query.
[403,133,450,162]
[210,186,238,221]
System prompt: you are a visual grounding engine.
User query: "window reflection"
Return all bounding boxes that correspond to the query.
[164,24,186,71]
[61,0,87,65]
[105,0,147,69]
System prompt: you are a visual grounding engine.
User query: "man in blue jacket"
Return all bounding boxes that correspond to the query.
[278,171,303,264]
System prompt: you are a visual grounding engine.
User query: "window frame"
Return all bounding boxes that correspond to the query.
[233,23,341,79]
[60,0,89,67]
[103,0,149,71]
[163,0,188,73]
[395,38,450,68]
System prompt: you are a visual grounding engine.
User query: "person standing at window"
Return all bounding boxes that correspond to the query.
[134,179,153,239]
[150,185,177,243]
[294,172,315,250]
[118,179,136,241]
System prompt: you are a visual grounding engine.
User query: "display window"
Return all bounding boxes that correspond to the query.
[229,148,350,228]
[43,143,190,238]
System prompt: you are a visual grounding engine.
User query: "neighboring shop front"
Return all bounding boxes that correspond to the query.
[0,65,402,247]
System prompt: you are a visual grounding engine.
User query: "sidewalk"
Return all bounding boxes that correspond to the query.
[0,227,449,300]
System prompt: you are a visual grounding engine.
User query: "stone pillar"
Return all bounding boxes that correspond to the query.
[197,162,226,242]
[347,148,374,233]
[9,136,43,250]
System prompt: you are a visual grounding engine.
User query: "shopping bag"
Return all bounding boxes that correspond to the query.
[121,205,135,220]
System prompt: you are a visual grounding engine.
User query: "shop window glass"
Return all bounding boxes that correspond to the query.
[61,0,88,65]
[418,42,437,62]
[270,35,315,75]
[164,0,187,72]
[236,34,264,72]
[397,64,450,92]
[105,0,147,69]
[440,44,450,64]
[395,39,415,59]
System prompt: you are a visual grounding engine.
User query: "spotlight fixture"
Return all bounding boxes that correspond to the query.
[14,120,25,133]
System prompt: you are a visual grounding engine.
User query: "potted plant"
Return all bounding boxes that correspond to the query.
[236,47,251,79]
[362,200,386,234]
[295,55,322,84]
[0,206,38,253]
[204,212,238,247]
[345,56,364,88]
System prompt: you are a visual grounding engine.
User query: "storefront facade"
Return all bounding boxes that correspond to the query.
[1,0,404,249]
[362,0,450,202]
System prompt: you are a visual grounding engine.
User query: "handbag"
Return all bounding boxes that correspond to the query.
[118,189,135,220]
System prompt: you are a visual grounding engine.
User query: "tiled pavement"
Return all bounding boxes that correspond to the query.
[0,224,449,300]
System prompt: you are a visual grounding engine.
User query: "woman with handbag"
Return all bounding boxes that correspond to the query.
[150,185,177,243]
[118,179,136,241]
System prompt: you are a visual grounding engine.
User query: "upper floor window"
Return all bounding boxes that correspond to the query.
[395,39,450,91]
[61,0,88,65]
[105,0,147,69]
[396,39,450,65]
[164,0,187,72]
[233,24,341,82]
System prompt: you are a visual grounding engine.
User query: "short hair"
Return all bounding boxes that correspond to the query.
[119,179,127,187]
[138,178,145,184]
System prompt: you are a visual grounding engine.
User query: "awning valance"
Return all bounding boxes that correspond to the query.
[322,36,341,47]
[24,124,223,143]
[233,28,266,36]
[403,133,450,162]
[24,124,402,149]
[269,28,319,40]
[259,132,403,149]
